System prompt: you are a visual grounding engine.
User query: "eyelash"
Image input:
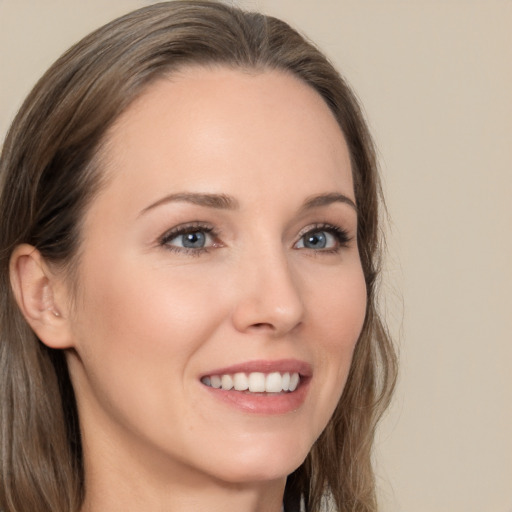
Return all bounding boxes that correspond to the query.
[158,222,219,256]
[158,222,352,255]
[296,223,351,254]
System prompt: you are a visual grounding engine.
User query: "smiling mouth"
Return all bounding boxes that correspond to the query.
[201,371,300,393]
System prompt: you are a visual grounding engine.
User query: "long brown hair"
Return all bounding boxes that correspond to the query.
[0,2,397,511]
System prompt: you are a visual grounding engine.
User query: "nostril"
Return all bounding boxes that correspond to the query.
[250,322,274,330]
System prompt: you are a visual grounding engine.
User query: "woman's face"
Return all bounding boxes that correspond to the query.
[64,67,367,486]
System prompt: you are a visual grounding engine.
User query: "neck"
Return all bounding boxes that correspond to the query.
[81,480,284,512]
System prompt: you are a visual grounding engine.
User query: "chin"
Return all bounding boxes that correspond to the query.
[213,461,302,486]
[202,437,310,485]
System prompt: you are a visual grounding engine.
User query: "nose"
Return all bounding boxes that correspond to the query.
[231,249,305,337]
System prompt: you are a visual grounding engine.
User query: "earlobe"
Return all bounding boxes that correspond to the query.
[9,244,73,349]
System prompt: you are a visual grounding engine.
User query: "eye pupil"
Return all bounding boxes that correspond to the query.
[304,231,327,249]
[182,231,206,248]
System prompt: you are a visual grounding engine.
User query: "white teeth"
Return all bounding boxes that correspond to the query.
[233,372,249,391]
[202,371,301,393]
[265,372,283,393]
[210,375,221,389]
[248,372,266,392]
[289,372,300,392]
[282,372,290,391]
[221,374,233,391]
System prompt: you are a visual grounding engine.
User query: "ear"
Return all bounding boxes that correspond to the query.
[9,244,74,349]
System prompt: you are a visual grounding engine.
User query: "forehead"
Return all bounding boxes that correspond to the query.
[95,66,353,214]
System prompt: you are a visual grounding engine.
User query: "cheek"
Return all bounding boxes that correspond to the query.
[307,262,367,414]
[66,255,242,470]
[76,255,222,353]
[314,262,367,350]
[68,255,225,414]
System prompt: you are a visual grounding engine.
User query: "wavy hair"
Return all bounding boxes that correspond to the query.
[0,2,397,511]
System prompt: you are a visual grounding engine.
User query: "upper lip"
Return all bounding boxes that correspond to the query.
[201,359,312,378]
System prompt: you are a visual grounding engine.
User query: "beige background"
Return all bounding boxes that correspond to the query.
[1,1,511,511]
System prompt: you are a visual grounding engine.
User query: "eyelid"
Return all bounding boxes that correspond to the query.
[158,222,221,252]
[294,223,352,251]
[156,221,351,255]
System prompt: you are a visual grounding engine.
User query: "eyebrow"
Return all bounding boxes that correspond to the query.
[139,191,357,216]
[300,192,357,213]
[140,192,239,216]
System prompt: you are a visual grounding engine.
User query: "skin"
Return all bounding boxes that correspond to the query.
[13,67,367,512]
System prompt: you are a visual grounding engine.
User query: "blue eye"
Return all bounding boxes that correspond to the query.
[159,224,216,252]
[295,225,350,251]
[175,231,207,249]
[302,231,329,249]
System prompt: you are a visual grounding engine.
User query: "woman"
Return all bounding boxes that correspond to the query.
[0,2,397,511]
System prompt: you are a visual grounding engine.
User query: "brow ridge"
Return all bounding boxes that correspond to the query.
[140,191,356,216]
[301,192,357,212]
[140,192,239,215]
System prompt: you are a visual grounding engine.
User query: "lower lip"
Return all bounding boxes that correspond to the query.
[201,379,310,414]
